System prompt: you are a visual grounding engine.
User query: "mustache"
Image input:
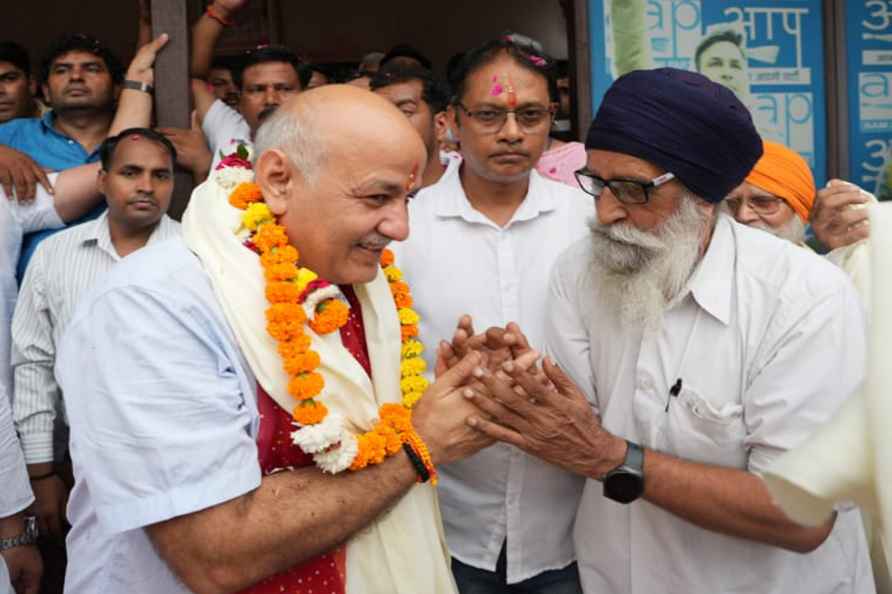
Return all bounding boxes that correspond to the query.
[258,104,279,121]
[357,233,391,251]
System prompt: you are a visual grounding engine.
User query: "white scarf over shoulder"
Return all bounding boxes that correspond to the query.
[182,179,456,594]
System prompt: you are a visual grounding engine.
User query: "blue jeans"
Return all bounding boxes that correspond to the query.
[451,542,583,594]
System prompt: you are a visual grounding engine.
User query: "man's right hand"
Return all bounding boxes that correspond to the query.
[412,351,494,466]
[810,179,872,250]
[0,146,52,201]
[29,474,69,541]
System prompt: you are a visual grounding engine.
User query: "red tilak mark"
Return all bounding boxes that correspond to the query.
[506,75,517,108]
[130,135,142,141]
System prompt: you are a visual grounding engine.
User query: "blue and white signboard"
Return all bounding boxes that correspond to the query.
[846,1,892,198]
[589,0,828,185]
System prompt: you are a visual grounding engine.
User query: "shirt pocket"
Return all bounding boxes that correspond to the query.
[663,385,747,469]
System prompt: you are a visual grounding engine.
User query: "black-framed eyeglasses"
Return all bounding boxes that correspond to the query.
[455,103,555,132]
[574,168,676,205]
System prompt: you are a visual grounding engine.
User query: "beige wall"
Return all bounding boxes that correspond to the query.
[0,1,568,77]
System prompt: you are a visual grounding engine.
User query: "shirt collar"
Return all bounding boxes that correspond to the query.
[433,166,556,227]
[685,213,734,326]
[81,212,179,260]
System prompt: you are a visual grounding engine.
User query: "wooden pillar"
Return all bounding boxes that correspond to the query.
[151,0,193,219]
[571,0,593,141]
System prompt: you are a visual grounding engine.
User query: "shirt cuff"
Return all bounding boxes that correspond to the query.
[19,432,54,465]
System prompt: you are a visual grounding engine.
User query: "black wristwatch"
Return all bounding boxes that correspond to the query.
[0,516,38,551]
[122,79,154,95]
[603,440,645,504]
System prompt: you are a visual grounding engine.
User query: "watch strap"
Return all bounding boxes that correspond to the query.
[624,440,644,472]
[122,79,154,95]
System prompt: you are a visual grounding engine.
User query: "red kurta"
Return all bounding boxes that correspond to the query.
[240,286,370,594]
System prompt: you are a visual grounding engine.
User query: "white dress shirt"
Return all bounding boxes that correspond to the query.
[12,212,180,464]
[548,214,874,594]
[392,168,594,583]
[57,238,260,593]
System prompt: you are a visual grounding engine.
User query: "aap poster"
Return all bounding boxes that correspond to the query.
[589,0,828,185]
[845,1,892,200]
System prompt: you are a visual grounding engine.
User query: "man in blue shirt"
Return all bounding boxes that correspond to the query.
[0,33,124,278]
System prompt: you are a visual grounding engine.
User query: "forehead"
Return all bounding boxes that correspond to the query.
[586,149,664,179]
[0,61,25,77]
[209,67,233,80]
[463,54,549,102]
[242,61,299,85]
[731,181,778,199]
[375,79,424,103]
[109,137,172,167]
[702,41,744,61]
[52,50,105,67]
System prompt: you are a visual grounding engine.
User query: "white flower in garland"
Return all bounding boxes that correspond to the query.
[302,285,344,319]
[214,166,255,193]
[291,410,345,454]
[314,432,359,474]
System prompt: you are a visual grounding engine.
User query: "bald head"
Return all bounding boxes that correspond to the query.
[254,84,426,184]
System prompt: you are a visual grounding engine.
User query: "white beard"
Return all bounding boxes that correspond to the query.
[589,196,713,330]
[748,215,806,244]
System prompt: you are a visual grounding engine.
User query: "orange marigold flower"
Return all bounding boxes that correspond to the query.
[292,400,328,426]
[390,281,410,297]
[264,262,299,282]
[266,303,307,325]
[260,245,299,267]
[380,404,412,433]
[309,299,350,334]
[228,182,263,209]
[265,281,301,304]
[253,224,289,253]
[267,319,305,342]
[350,436,371,471]
[401,324,419,340]
[288,372,324,400]
[379,248,395,267]
[376,424,403,455]
[284,350,321,375]
[363,432,387,465]
[393,291,413,308]
[278,335,312,359]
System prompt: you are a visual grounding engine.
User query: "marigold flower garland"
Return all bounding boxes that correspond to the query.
[218,145,434,480]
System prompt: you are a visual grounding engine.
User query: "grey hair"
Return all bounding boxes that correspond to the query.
[253,104,326,185]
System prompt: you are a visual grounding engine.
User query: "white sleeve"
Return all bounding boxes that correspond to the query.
[57,284,261,534]
[203,99,252,168]
[544,246,597,406]
[7,172,64,234]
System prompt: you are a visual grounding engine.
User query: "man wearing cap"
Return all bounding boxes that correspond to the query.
[459,68,874,594]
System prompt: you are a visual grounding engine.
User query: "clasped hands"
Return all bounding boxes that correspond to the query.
[433,315,626,479]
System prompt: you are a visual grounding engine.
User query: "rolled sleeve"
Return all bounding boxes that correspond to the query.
[0,383,33,518]
[57,284,260,535]
[744,284,867,474]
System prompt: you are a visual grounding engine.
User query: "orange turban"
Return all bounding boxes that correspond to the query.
[745,141,816,222]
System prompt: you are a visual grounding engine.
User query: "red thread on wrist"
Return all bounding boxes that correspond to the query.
[206,5,234,27]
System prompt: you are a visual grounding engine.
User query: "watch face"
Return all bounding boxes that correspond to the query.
[604,471,644,504]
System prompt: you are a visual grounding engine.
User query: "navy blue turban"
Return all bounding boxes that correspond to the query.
[585,68,763,203]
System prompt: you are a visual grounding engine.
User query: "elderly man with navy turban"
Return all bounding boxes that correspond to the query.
[458,68,874,594]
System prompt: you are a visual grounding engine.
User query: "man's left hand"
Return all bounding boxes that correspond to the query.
[466,356,626,479]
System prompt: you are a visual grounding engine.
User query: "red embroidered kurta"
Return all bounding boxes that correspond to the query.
[240,286,370,594]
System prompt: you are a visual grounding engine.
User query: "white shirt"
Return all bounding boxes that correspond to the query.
[203,99,252,170]
[1,176,64,406]
[57,238,260,594]
[12,212,180,464]
[392,168,594,583]
[548,214,874,594]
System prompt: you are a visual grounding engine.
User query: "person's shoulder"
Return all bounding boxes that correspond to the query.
[537,171,592,210]
[732,218,852,303]
[553,237,593,284]
[0,116,41,143]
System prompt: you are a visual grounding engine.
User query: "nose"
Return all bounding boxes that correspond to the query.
[379,199,410,242]
[733,200,759,224]
[136,172,154,194]
[595,186,627,226]
[497,112,523,143]
[69,66,85,81]
[263,86,280,106]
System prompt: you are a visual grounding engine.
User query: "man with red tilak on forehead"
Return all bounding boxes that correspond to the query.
[55,85,496,594]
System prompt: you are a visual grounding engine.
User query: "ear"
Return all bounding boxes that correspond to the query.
[96,168,108,196]
[255,148,296,217]
[447,104,460,130]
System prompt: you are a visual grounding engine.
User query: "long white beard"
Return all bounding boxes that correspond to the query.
[589,196,713,329]
[748,215,806,244]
